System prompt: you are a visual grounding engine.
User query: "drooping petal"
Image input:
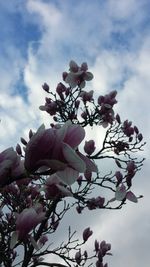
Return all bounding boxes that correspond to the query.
[64,124,85,148]
[77,152,98,173]
[57,167,79,185]
[62,143,86,172]
[126,191,138,203]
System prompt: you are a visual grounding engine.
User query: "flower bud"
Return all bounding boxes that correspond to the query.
[29,129,34,139]
[56,82,66,94]
[62,71,68,81]
[134,126,139,134]
[138,133,143,141]
[84,171,92,182]
[83,227,93,242]
[81,62,88,71]
[77,175,83,186]
[84,250,88,259]
[95,239,100,252]
[116,113,121,124]
[84,140,95,155]
[42,83,49,92]
[20,137,27,146]
[115,171,123,183]
[16,144,22,155]
[75,251,81,264]
[81,111,87,119]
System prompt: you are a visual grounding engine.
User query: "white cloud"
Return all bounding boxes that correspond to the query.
[107,0,143,20]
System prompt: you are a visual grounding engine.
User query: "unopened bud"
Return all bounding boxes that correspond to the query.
[16,143,22,155]
[138,133,143,141]
[75,251,81,264]
[20,137,27,146]
[116,113,121,124]
[42,83,49,92]
[83,227,93,242]
[84,140,95,155]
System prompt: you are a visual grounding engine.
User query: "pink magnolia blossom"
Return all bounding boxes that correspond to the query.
[44,174,73,199]
[0,147,26,187]
[25,121,97,185]
[64,60,93,88]
[16,205,46,240]
[80,90,94,102]
[115,184,138,203]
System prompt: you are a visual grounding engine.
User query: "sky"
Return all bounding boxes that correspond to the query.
[0,0,150,266]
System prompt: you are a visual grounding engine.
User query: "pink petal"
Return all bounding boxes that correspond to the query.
[84,72,94,81]
[115,185,126,201]
[69,60,79,72]
[126,191,138,203]
[46,174,62,185]
[25,128,55,172]
[77,152,98,173]
[56,120,71,141]
[57,167,79,185]
[35,159,67,171]
[57,184,73,197]
[0,147,17,162]
[64,124,85,148]
[62,143,86,172]
[65,73,77,88]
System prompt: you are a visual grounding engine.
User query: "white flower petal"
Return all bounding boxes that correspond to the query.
[115,185,126,201]
[62,143,86,172]
[57,167,79,185]
[10,231,19,249]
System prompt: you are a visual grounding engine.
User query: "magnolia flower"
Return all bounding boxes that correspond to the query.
[64,60,93,88]
[115,184,138,203]
[44,174,73,199]
[25,121,97,185]
[16,205,46,240]
[0,147,26,187]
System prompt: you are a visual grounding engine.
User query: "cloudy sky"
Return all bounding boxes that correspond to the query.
[0,0,150,266]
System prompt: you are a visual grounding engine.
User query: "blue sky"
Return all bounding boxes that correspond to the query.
[0,1,150,266]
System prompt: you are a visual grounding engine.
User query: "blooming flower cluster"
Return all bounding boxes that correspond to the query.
[0,61,145,267]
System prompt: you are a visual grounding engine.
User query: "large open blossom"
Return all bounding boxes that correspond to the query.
[64,60,93,88]
[16,205,46,240]
[25,121,97,185]
[0,147,25,187]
